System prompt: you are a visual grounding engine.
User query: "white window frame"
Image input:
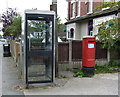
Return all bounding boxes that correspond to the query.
[71,2,76,19]
[77,1,81,17]
[90,31,93,36]
[87,0,93,14]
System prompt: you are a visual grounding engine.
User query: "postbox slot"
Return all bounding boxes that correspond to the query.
[88,41,94,42]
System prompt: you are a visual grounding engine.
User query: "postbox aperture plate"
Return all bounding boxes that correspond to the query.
[88,43,94,48]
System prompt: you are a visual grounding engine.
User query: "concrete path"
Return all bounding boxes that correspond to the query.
[0,43,24,95]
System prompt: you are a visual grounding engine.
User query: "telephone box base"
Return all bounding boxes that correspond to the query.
[82,67,95,75]
[3,52,11,57]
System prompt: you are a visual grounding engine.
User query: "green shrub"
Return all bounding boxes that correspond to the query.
[109,60,120,67]
[73,70,94,78]
[73,70,84,78]
[95,61,120,74]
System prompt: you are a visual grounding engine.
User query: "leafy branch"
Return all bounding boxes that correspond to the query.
[95,18,120,50]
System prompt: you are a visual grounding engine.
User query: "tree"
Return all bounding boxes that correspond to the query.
[28,20,45,35]
[95,18,120,62]
[94,1,120,62]
[4,15,21,38]
[0,8,19,37]
[56,16,66,33]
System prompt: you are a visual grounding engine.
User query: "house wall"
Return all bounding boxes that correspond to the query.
[75,23,81,40]
[80,21,88,40]
[67,21,88,40]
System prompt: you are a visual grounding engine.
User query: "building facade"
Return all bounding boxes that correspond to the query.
[65,0,119,40]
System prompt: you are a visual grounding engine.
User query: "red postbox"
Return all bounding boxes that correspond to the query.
[82,36,96,74]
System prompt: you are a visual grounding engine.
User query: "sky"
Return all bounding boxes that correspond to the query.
[0,0,68,23]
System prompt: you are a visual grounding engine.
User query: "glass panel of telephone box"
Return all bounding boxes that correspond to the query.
[26,13,54,83]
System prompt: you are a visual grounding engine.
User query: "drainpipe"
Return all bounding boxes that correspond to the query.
[50,0,58,77]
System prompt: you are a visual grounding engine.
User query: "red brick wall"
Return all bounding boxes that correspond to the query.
[93,0,103,12]
[68,2,71,20]
[93,2,102,9]
[80,2,88,16]
[67,1,106,19]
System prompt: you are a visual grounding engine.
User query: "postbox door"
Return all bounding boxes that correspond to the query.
[86,41,95,67]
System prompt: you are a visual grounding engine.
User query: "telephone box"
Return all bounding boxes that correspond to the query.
[21,10,56,87]
[82,36,96,74]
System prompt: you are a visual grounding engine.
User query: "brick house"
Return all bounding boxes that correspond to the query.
[65,0,119,40]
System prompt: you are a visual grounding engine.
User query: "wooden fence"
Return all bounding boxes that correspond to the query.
[72,40,82,60]
[10,40,119,72]
[58,42,69,63]
[58,40,108,71]
[58,40,108,63]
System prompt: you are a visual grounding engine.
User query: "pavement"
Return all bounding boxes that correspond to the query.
[0,43,119,96]
[23,73,118,95]
[0,44,2,96]
[1,43,24,96]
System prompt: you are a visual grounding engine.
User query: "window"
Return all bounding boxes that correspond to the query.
[77,1,80,16]
[70,31,74,38]
[72,2,75,17]
[67,28,74,39]
[88,0,93,13]
[68,31,70,38]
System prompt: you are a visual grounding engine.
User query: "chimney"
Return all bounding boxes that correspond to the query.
[50,0,57,17]
[52,0,57,4]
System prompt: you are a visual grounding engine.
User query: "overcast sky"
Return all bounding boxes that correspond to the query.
[0,0,68,23]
